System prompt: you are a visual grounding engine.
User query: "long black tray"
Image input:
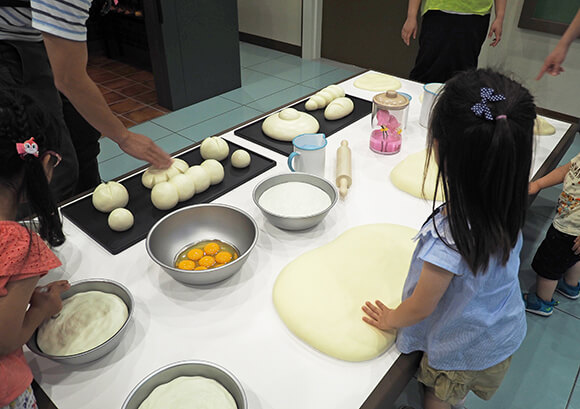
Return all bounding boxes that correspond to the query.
[234,94,372,156]
[62,142,276,255]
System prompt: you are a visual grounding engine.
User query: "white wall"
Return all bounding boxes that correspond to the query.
[237,0,302,46]
[479,0,580,117]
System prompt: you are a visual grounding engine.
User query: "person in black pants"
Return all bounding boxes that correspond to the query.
[401,0,506,84]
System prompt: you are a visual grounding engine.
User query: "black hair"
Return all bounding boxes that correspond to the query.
[0,91,65,246]
[425,69,535,274]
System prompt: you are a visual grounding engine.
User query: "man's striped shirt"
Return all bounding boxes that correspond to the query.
[0,0,91,42]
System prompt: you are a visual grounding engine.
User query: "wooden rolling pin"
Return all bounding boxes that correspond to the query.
[336,140,352,198]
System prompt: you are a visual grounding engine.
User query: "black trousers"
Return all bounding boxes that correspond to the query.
[410,10,491,84]
[0,40,101,203]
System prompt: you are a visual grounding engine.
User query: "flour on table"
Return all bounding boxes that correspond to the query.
[258,182,331,217]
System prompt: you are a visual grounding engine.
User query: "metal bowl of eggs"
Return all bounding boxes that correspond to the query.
[146,203,258,285]
[26,279,134,365]
[252,172,338,230]
[122,360,247,409]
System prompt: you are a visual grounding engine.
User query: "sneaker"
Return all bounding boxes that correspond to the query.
[556,279,580,300]
[523,293,558,317]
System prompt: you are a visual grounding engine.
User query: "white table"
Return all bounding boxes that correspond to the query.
[29,71,577,409]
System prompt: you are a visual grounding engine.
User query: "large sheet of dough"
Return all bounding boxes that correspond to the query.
[273,224,417,362]
[390,149,444,202]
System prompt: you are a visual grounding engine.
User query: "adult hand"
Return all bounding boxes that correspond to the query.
[536,44,567,80]
[117,130,173,169]
[362,300,395,331]
[488,18,503,46]
[401,18,418,46]
[573,236,580,255]
[30,280,70,320]
[528,181,541,195]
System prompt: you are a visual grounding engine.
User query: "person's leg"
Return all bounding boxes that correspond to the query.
[536,275,558,302]
[424,386,451,409]
[410,11,448,84]
[564,261,580,287]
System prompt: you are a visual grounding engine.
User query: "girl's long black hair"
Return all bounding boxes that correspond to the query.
[425,69,535,274]
[0,91,65,246]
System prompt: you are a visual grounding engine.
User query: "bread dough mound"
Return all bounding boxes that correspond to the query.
[324,97,354,120]
[151,181,179,210]
[37,291,128,356]
[186,165,211,193]
[200,159,225,185]
[354,73,402,92]
[305,85,345,110]
[273,224,417,361]
[142,159,189,189]
[92,181,129,213]
[108,208,134,232]
[231,149,251,168]
[200,136,230,161]
[169,173,196,202]
[261,108,319,142]
[390,150,444,202]
[534,116,556,135]
[137,376,237,409]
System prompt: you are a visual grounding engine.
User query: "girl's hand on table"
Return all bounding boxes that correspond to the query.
[362,300,395,331]
[30,280,70,320]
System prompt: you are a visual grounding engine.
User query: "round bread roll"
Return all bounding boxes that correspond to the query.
[324,97,354,120]
[169,173,196,202]
[151,181,179,210]
[200,136,229,161]
[200,159,225,185]
[142,159,189,189]
[262,108,319,142]
[231,149,251,168]
[92,181,129,213]
[186,165,211,193]
[108,208,134,232]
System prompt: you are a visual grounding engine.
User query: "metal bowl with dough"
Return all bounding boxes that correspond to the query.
[252,172,338,231]
[122,360,247,409]
[26,279,134,365]
[146,204,258,285]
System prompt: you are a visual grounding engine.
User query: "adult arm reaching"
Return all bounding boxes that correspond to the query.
[488,0,506,47]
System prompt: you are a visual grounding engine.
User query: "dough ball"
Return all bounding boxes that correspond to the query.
[231,149,251,168]
[534,117,556,135]
[200,159,225,185]
[142,159,189,189]
[186,165,211,193]
[169,173,196,202]
[200,136,230,161]
[324,97,354,120]
[92,181,129,213]
[151,181,179,210]
[261,108,319,142]
[108,208,134,232]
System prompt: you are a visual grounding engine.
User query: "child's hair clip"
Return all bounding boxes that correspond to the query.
[471,87,506,121]
[16,137,39,158]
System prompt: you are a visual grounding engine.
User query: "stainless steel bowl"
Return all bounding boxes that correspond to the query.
[26,279,134,365]
[122,360,247,409]
[252,172,338,230]
[146,204,258,285]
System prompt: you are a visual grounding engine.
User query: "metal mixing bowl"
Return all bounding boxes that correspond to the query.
[26,279,134,365]
[252,172,338,230]
[146,204,258,285]
[122,360,247,409]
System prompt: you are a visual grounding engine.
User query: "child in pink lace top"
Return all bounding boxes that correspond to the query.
[0,91,70,408]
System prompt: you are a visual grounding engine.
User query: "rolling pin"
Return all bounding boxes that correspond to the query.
[336,140,352,198]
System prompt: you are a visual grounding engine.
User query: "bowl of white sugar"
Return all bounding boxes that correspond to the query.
[122,360,247,409]
[252,172,338,230]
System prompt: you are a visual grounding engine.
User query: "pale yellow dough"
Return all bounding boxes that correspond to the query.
[261,108,319,141]
[273,224,418,362]
[137,376,237,409]
[534,117,556,135]
[353,73,402,92]
[37,291,128,356]
[390,150,444,202]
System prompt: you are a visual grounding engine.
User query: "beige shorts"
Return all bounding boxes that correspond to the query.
[417,354,512,405]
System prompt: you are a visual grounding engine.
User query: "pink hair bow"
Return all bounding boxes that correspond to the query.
[16,137,39,158]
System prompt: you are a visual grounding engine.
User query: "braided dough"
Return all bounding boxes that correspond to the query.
[324,97,354,120]
[261,108,319,142]
[305,85,345,111]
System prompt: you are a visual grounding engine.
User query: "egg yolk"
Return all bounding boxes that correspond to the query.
[214,263,224,268]
[198,255,216,267]
[187,248,204,261]
[204,242,220,256]
[194,266,208,270]
[177,259,196,270]
[215,251,232,264]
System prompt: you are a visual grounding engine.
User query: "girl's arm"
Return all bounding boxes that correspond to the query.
[362,261,454,330]
[529,162,571,195]
[0,277,69,356]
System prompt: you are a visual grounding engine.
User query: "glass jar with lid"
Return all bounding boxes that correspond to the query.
[370,90,409,154]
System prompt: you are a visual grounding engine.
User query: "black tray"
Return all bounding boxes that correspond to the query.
[62,142,276,255]
[234,94,372,156]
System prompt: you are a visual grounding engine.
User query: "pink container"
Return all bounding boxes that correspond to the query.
[370,91,409,155]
